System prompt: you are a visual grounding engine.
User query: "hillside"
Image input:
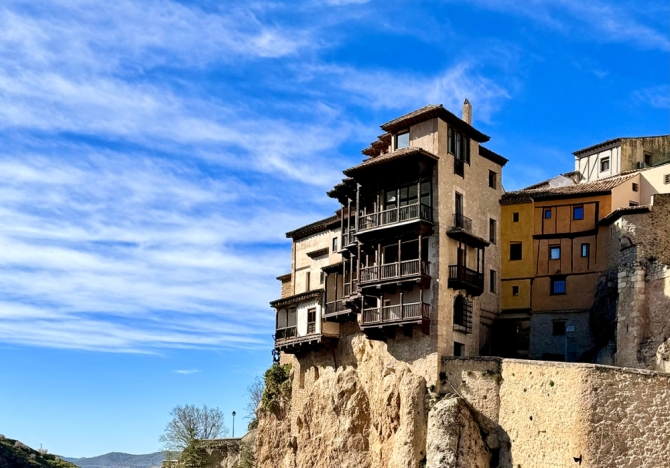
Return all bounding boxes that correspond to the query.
[0,436,78,468]
[62,452,164,468]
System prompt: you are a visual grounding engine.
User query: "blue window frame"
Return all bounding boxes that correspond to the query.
[573,206,584,220]
[544,209,551,219]
[551,278,567,295]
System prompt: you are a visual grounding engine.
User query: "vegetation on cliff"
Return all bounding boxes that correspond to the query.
[0,436,78,468]
[260,363,291,414]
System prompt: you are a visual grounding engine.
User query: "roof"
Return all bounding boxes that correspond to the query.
[521,170,582,191]
[343,147,439,177]
[479,145,508,167]
[276,273,291,282]
[380,104,490,143]
[306,247,329,259]
[501,173,638,206]
[599,205,652,226]
[270,289,324,308]
[285,215,339,240]
[573,135,670,157]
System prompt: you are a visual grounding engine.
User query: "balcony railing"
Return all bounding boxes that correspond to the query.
[343,280,358,297]
[358,203,433,232]
[325,300,348,316]
[275,326,297,341]
[307,322,316,334]
[359,259,430,284]
[342,229,356,247]
[448,264,484,294]
[362,302,430,325]
[452,213,472,233]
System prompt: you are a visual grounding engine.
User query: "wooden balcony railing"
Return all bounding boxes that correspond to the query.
[343,280,358,297]
[358,203,433,232]
[448,264,484,292]
[342,229,356,247]
[362,302,430,325]
[325,300,348,315]
[359,259,430,284]
[275,326,297,341]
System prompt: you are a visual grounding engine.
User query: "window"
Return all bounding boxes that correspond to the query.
[455,192,463,217]
[396,131,409,149]
[549,246,561,260]
[581,243,589,258]
[573,206,584,220]
[307,308,316,334]
[551,277,567,295]
[489,171,497,189]
[512,285,519,296]
[544,209,551,219]
[510,242,522,261]
[600,157,610,172]
[453,294,472,334]
[489,219,496,244]
[513,212,519,222]
[490,269,497,293]
[632,183,639,192]
[320,271,325,284]
[664,174,670,185]
[552,321,566,336]
[454,342,465,356]
[448,128,470,164]
[629,201,639,207]
[306,272,311,291]
[332,237,338,252]
[644,152,652,166]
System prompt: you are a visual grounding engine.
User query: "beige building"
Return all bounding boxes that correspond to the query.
[270,101,508,378]
[573,135,670,183]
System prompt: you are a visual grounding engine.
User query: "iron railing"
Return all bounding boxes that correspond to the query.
[362,302,430,325]
[359,259,430,284]
[452,213,472,233]
[448,264,484,291]
[358,203,433,232]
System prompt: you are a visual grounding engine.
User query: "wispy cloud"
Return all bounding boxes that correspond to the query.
[633,85,670,110]
[173,369,200,375]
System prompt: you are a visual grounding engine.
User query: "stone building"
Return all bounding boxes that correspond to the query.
[270,101,508,385]
[573,135,670,183]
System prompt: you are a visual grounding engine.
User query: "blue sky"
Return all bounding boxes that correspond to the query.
[0,0,667,458]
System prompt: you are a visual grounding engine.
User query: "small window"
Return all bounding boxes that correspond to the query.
[629,201,639,207]
[489,269,497,293]
[489,219,496,244]
[600,157,610,172]
[549,246,561,260]
[581,243,589,258]
[632,183,639,192]
[454,342,465,356]
[510,242,522,261]
[320,271,325,284]
[552,321,566,336]
[644,152,652,166]
[544,209,552,219]
[664,174,670,185]
[396,131,409,149]
[512,285,519,296]
[513,212,519,222]
[551,277,566,295]
[306,272,311,291]
[307,308,316,324]
[573,206,584,220]
[489,170,497,189]
[332,237,338,252]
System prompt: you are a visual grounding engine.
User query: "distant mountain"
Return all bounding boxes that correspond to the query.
[0,436,78,468]
[62,452,164,468]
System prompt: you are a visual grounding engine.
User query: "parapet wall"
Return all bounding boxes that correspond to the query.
[440,357,670,468]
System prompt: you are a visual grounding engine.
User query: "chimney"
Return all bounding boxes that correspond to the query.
[462,99,472,125]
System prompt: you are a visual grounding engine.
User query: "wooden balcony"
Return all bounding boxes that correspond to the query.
[361,302,430,331]
[448,264,484,297]
[358,203,433,233]
[324,299,357,322]
[274,326,337,354]
[359,259,430,286]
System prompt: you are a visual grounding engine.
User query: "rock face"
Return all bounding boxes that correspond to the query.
[655,338,670,373]
[426,397,489,468]
[255,334,428,468]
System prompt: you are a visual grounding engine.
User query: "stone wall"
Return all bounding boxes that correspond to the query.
[440,357,670,468]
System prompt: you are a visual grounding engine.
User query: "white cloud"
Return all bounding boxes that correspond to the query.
[173,369,200,375]
[634,85,670,110]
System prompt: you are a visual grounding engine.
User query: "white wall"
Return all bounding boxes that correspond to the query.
[576,146,621,183]
[640,164,670,204]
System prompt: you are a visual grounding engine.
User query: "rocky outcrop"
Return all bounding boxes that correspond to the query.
[255,334,428,468]
[426,397,489,468]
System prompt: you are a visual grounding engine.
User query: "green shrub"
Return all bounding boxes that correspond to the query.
[261,363,292,413]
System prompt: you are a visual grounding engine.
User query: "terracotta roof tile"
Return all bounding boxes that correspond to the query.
[599,205,652,226]
[343,147,439,176]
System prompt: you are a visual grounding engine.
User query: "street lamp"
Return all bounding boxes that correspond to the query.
[232,411,236,438]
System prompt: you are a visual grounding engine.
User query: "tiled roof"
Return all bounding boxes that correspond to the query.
[343,147,439,176]
[276,273,292,282]
[479,145,508,167]
[573,135,670,156]
[501,173,638,206]
[380,104,490,143]
[599,205,652,226]
[285,215,339,240]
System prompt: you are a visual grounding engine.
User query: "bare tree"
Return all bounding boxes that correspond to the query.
[245,377,264,429]
[160,404,228,461]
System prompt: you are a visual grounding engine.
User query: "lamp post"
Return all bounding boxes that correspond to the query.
[232,411,236,438]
